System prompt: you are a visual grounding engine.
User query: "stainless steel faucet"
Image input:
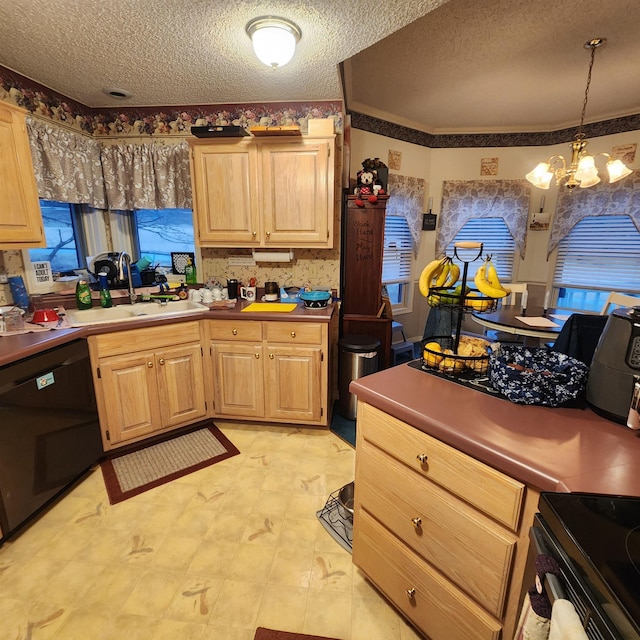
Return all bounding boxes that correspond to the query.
[118,252,137,304]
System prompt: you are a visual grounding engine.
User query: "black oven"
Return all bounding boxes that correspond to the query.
[525,492,640,640]
[0,339,103,541]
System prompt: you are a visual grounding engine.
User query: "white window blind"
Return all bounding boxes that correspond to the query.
[447,217,515,282]
[554,216,640,292]
[382,214,412,284]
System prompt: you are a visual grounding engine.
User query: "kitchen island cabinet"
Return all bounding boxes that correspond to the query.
[349,363,640,640]
[189,135,335,248]
[0,101,44,249]
[88,321,207,450]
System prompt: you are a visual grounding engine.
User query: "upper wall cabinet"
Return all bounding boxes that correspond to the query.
[0,101,44,249]
[189,135,335,249]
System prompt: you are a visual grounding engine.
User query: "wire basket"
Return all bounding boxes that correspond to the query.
[427,287,498,313]
[420,335,490,377]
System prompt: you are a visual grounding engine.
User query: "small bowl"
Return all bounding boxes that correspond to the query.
[32,308,60,323]
[299,290,331,308]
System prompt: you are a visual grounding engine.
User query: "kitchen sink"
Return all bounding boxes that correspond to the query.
[64,300,210,327]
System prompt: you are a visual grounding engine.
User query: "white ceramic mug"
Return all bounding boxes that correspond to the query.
[240,286,256,301]
[212,287,223,301]
[201,289,214,304]
[188,289,202,302]
[264,293,278,302]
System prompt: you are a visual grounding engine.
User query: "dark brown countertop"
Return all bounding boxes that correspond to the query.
[350,362,640,496]
[0,299,336,368]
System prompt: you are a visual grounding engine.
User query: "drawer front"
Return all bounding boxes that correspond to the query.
[354,510,501,640]
[360,403,524,531]
[357,440,515,618]
[92,321,202,357]
[208,319,263,342]
[265,321,323,344]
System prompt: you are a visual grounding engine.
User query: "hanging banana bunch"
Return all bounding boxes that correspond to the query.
[473,256,511,299]
[419,256,462,301]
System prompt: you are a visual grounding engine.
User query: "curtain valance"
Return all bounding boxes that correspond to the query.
[548,171,640,256]
[436,180,531,258]
[100,142,192,210]
[386,173,426,253]
[26,116,107,209]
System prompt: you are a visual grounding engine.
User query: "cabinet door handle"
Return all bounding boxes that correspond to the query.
[266,231,271,237]
[417,453,428,463]
[147,361,153,368]
[255,353,260,359]
[232,329,238,335]
[290,331,296,338]
[158,358,165,365]
[411,517,422,528]
[269,353,274,359]
[406,588,416,601]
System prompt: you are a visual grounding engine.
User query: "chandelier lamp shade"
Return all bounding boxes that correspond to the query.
[246,16,301,69]
[525,38,633,190]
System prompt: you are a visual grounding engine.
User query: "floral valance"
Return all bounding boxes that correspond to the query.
[26,116,107,209]
[548,170,640,256]
[100,142,192,210]
[386,173,426,252]
[436,180,531,258]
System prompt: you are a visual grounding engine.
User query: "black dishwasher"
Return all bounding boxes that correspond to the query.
[0,339,102,541]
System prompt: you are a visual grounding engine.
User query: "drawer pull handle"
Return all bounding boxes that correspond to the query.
[158,358,165,365]
[147,361,153,368]
[290,331,296,338]
[416,453,428,463]
[232,329,238,335]
[411,517,422,528]
[406,588,416,600]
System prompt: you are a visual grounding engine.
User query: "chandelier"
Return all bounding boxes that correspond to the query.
[525,38,632,190]
[246,16,301,70]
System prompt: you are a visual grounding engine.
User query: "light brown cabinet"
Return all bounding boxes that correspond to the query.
[206,318,332,426]
[353,402,539,640]
[189,136,335,248]
[0,101,44,249]
[89,322,207,450]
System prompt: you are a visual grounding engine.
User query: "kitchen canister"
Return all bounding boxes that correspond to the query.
[8,276,30,311]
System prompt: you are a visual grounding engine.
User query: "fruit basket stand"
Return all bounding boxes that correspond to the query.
[420,242,498,378]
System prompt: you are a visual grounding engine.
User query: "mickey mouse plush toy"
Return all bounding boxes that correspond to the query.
[354,165,385,207]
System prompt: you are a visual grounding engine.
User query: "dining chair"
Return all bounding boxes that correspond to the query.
[500,283,528,307]
[486,283,529,342]
[599,291,640,314]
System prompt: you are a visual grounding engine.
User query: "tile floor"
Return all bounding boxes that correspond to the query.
[0,422,424,640]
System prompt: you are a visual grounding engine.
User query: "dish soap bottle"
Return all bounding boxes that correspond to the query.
[184,258,197,285]
[98,272,113,308]
[75,279,93,310]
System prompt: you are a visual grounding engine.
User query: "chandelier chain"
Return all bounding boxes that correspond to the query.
[578,42,599,138]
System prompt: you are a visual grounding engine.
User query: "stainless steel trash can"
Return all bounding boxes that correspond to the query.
[338,335,380,420]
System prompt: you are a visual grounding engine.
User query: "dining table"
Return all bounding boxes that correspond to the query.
[471,305,570,342]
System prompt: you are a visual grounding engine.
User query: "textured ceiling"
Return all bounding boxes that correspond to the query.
[1,0,639,134]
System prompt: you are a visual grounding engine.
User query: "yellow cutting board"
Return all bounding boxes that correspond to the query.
[241,302,297,313]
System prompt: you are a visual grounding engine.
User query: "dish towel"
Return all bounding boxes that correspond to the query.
[514,592,551,640]
[549,599,589,640]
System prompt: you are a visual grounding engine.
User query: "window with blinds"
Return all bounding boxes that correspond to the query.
[447,218,515,282]
[382,214,413,310]
[553,215,640,311]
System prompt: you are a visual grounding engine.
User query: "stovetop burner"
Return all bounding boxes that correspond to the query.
[539,492,640,637]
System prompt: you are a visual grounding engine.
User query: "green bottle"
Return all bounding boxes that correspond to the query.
[184,258,197,285]
[76,279,93,310]
[99,273,113,308]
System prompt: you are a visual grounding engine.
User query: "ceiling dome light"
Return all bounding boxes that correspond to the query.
[102,87,132,99]
[246,16,301,70]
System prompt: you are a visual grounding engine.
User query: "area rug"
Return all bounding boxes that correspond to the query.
[100,423,239,504]
[254,628,340,640]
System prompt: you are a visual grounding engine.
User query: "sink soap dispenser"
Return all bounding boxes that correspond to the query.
[184,258,197,285]
[99,272,113,308]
